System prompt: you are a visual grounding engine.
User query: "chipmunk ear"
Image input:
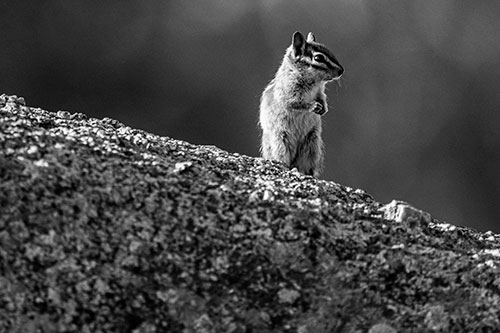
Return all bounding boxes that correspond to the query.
[292,31,305,57]
[307,32,316,43]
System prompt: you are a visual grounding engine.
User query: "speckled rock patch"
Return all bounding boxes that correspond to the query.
[1,94,500,332]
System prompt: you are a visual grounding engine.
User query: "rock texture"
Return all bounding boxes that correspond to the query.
[1,94,500,332]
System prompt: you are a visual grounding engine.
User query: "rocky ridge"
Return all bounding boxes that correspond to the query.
[1,94,500,332]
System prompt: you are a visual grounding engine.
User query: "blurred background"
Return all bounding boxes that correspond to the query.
[2,1,500,232]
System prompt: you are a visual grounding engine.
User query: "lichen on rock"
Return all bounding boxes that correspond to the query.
[1,93,500,332]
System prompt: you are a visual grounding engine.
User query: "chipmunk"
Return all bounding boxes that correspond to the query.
[259,31,343,177]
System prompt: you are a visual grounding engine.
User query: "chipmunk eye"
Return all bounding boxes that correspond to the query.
[313,54,326,63]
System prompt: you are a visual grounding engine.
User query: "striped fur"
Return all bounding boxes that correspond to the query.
[259,31,343,177]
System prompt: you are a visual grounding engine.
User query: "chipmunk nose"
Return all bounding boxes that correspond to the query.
[337,66,344,77]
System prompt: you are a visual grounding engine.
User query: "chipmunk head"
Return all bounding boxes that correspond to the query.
[288,31,344,82]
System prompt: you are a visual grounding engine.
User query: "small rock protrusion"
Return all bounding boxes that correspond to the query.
[174,161,193,173]
[57,110,71,119]
[380,200,431,224]
[368,323,397,333]
[1,94,26,110]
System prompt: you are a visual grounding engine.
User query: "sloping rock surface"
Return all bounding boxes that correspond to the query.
[1,94,500,332]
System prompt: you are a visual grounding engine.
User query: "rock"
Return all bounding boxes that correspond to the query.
[380,200,431,224]
[1,94,500,332]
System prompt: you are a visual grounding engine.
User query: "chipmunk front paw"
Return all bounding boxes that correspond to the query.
[310,102,326,115]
